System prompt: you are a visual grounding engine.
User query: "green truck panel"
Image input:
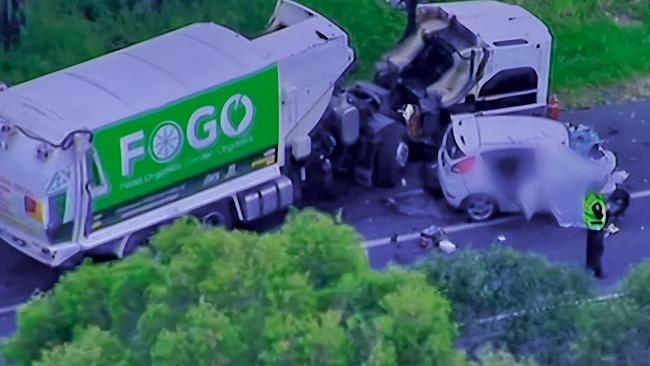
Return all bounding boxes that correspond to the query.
[91,65,281,226]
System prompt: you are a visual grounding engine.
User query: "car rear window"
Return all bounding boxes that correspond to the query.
[446,128,466,160]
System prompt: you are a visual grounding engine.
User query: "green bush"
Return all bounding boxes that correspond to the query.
[570,261,650,365]
[416,246,593,365]
[1,209,464,366]
[1,0,649,99]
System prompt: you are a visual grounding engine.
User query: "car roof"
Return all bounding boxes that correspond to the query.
[452,115,570,153]
[0,23,271,144]
[425,0,551,46]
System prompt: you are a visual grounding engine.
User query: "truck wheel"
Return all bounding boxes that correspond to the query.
[374,122,410,187]
[463,194,498,222]
[200,207,235,230]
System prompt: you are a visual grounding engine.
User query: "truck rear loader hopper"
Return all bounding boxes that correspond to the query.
[0,0,354,267]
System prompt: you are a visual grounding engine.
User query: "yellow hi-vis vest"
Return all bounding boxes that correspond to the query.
[583,193,607,230]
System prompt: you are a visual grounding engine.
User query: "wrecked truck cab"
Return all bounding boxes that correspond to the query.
[374,0,552,154]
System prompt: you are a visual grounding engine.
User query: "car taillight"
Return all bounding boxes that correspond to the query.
[451,157,475,174]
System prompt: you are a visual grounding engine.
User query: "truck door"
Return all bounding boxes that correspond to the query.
[473,41,543,114]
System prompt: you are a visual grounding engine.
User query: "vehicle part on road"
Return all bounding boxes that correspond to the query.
[604,223,619,238]
[420,224,456,253]
[464,194,499,222]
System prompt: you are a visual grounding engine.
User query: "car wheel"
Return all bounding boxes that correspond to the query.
[464,194,498,222]
[607,187,630,218]
[374,122,410,187]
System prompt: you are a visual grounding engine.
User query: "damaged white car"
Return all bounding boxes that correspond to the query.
[436,115,629,223]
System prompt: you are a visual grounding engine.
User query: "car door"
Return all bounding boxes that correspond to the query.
[480,146,538,217]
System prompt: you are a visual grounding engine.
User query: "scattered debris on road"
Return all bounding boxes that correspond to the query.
[420,225,457,254]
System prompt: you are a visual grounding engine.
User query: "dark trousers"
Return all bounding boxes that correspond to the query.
[586,229,605,277]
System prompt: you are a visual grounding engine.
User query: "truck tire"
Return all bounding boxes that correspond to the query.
[373,122,410,187]
[199,201,235,230]
[201,209,235,230]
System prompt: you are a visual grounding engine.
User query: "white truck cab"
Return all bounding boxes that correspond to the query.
[371,0,553,152]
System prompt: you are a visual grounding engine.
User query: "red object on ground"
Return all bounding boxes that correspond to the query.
[548,95,560,120]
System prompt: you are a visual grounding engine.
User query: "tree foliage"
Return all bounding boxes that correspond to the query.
[0,0,404,85]
[1,209,464,366]
[416,246,593,365]
[570,262,650,365]
[470,345,538,366]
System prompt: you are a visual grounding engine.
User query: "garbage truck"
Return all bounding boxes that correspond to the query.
[0,0,355,267]
[0,0,555,268]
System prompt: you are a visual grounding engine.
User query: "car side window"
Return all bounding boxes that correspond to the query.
[476,67,538,110]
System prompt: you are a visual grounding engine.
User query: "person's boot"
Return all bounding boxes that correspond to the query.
[594,267,605,279]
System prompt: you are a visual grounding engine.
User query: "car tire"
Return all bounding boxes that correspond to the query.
[463,194,498,222]
[374,122,410,187]
[607,187,630,218]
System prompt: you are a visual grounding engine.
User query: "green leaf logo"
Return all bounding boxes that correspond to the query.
[221,94,255,138]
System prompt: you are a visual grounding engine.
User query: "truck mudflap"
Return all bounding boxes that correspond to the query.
[0,223,80,267]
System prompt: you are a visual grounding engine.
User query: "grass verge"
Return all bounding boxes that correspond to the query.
[0,0,648,108]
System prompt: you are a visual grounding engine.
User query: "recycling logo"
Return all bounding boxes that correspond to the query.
[46,167,72,195]
[150,121,183,163]
[221,94,255,138]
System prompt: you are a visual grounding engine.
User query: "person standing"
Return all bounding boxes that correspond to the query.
[583,192,607,278]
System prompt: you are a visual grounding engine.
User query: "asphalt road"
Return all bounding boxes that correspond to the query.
[1,98,649,340]
[366,194,649,292]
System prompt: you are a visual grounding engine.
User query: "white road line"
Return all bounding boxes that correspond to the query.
[630,189,650,199]
[362,188,650,249]
[362,216,516,249]
[0,302,22,316]
[470,292,625,326]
